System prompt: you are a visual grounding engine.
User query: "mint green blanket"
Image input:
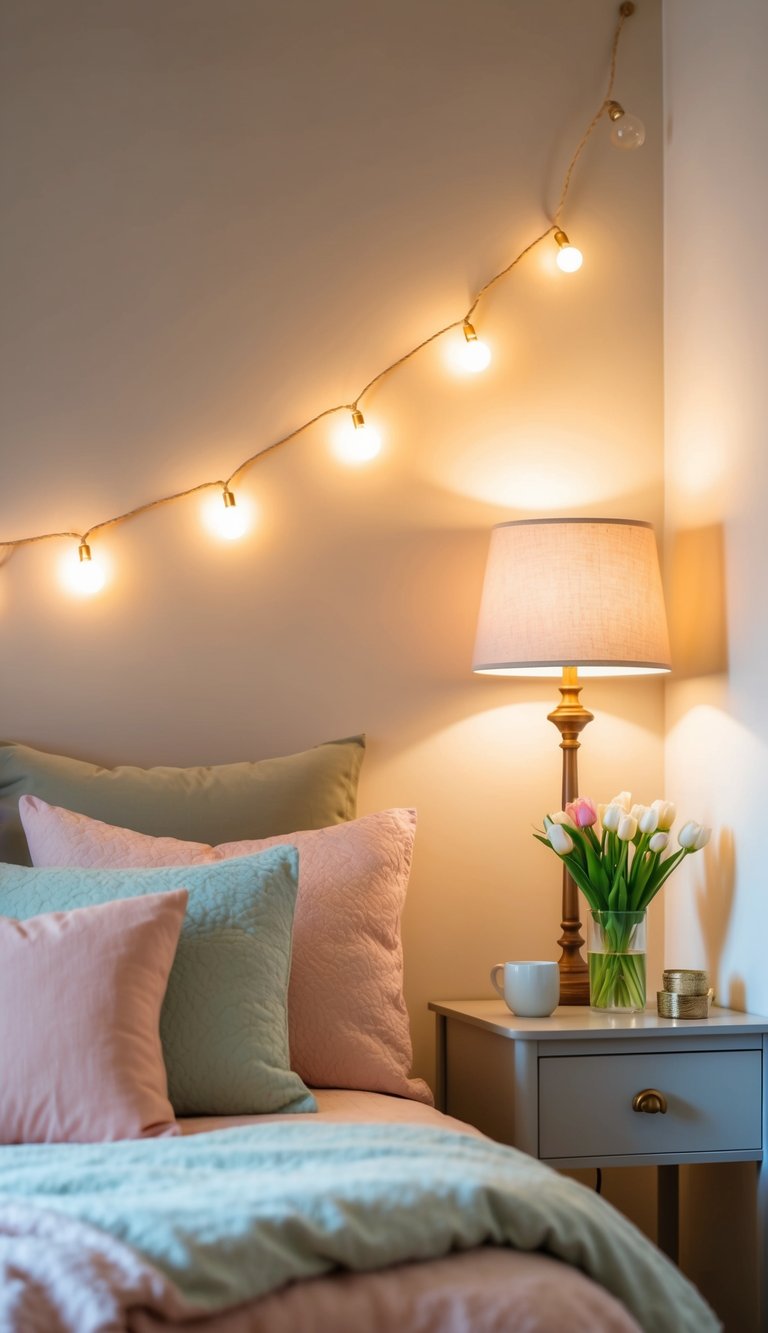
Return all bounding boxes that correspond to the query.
[0,1122,717,1331]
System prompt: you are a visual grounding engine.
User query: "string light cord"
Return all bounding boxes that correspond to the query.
[0,1,636,561]
[80,480,226,544]
[225,405,345,490]
[463,225,558,328]
[554,0,636,223]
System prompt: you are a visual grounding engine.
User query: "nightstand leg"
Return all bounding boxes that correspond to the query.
[657,1164,679,1263]
[434,1013,447,1113]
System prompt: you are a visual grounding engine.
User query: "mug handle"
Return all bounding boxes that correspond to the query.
[490,963,505,998]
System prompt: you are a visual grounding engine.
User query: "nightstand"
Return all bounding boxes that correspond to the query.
[429,1000,768,1307]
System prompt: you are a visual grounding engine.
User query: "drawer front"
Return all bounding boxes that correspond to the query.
[538,1049,762,1159]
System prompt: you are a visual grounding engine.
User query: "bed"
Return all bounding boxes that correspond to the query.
[0,738,721,1332]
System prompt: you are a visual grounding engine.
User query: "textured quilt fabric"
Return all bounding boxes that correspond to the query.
[0,851,315,1118]
[0,1212,646,1333]
[0,1122,718,1333]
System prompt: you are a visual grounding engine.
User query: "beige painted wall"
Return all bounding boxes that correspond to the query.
[1,0,663,1170]
[664,1,768,1327]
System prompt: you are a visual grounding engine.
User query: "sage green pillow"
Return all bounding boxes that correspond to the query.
[0,850,316,1118]
[0,735,365,866]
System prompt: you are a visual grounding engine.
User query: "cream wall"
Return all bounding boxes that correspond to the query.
[664,2,768,1327]
[664,0,768,1015]
[0,1,664,1086]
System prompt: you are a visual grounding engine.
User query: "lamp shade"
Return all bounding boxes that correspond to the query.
[472,518,671,677]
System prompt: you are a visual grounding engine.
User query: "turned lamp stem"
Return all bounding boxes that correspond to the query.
[547,665,593,1005]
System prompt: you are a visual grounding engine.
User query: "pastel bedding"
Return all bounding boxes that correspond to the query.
[0,1092,717,1333]
[0,747,720,1331]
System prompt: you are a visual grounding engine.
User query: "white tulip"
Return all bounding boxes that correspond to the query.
[601,804,622,833]
[549,810,575,827]
[547,823,575,855]
[639,807,660,835]
[651,800,676,832]
[616,813,638,842]
[648,831,669,853]
[610,791,633,813]
[678,822,711,852]
[630,803,648,823]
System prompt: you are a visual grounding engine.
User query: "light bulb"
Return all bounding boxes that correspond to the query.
[335,409,382,465]
[457,320,491,373]
[60,540,106,597]
[554,229,583,273]
[607,101,646,150]
[202,487,253,541]
[217,487,248,540]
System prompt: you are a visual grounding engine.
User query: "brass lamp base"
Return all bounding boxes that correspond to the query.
[548,666,592,1006]
[556,936,590,1005]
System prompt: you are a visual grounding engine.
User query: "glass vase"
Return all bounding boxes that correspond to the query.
[588,910,647,1013]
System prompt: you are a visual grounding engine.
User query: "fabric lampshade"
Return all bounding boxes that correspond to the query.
[473,518,671,678]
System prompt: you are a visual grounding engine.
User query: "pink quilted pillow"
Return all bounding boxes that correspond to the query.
[0,889,186,1143]
[20,799,431,1105]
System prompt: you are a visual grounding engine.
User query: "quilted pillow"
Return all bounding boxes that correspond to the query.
[20,799,431,1105]
[0,735,365,865]
[0,847,316,1118]
[0,890,186,1143]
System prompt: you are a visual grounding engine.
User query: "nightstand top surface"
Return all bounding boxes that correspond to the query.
[428,999,768,1040]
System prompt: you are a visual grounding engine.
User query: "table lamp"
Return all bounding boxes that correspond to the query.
[472,517,671,1004]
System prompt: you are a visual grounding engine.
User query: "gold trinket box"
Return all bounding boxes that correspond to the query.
[657,990,712,1019]
[662,969,709,996]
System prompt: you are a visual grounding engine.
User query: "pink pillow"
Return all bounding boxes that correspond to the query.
[0,889,187,1143]
[20,799,432,1105]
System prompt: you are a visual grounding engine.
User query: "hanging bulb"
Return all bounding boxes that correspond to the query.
[335,409,382,465]
[554,229,583,273]
[457,320,491,373]
[607,100,646,150]
[201,486,253,541]
[75,541,106,594]
[60,539,106,597]
[217,487,248,540]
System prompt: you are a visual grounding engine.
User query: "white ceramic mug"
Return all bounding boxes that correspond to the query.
[490,960,560,1017]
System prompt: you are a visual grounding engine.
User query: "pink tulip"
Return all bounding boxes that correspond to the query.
[565,796,598,828]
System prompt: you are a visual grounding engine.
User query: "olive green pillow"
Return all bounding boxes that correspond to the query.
[0,736,365,866]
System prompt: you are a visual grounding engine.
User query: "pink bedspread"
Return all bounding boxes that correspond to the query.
[0,1091,643,1333]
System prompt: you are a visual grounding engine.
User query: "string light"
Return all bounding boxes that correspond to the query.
[456,321,492,374]
[217,487,248,540]
[0,1,640,594]
[607,100,646,150]
[335,409,382,465]
[59,540,106,597]
[553,229,584,273]
[201,486,254,542]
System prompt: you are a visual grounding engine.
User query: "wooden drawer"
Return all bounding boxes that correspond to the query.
[538,1048,762,1160]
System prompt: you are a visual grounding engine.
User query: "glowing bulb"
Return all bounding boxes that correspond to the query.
[335,409,382,465]
[457,320,491,373]
[607,101,646,150]
[60,540,106,596]
[217,488,248,540]
[554,229,583,273]
[202,487,253,541]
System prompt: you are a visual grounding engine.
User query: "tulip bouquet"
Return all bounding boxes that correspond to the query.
[535,793,711,1010]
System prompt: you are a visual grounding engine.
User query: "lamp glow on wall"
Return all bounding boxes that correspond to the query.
[472,517,671,1005]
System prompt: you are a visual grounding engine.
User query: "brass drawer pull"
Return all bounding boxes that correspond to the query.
[632,1088,668,1115]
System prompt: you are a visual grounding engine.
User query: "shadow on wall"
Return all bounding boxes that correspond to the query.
[696,827,735,1005]
[666,524,728,679]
